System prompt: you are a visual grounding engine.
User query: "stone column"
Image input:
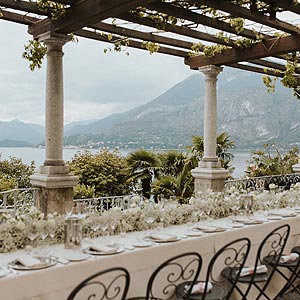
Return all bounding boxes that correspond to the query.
[292,158,300,174]
[30,33,78,215]
[191,65,228,195]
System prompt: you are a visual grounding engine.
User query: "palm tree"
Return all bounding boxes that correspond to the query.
[152,151,195,202]
[126,149,161,199]
[158,151,187,177]
[187,132,235,171]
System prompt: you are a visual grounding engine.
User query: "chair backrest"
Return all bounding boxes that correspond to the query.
[146,252,202,300]
[243,224,290,299]
[205,237,251,300]
[67,267,130,300]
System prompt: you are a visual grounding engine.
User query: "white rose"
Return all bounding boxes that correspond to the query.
[16,222,25,231]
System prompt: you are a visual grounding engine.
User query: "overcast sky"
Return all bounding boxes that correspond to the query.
[0,20,194,126]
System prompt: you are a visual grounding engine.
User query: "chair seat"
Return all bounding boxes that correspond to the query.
[236,272,269,283]
[222,266,268,283]
[176,281,228,300]
[265,255,300,269]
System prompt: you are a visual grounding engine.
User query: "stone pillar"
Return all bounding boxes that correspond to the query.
[30,33,78,215]
[191,65,228,195]
[292,158,300,174]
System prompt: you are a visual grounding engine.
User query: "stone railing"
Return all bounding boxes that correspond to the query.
[0,188,38,213]
[73,194,146,213]
[225,174,300,192]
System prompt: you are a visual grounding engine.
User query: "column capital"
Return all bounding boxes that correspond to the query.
[199,65,223,79]
[38,32,71,50]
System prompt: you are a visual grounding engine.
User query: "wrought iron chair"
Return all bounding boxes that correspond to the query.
[265,244,300,298]
[67,267,130,300]
[225,224,290,300]
[176,237,251,300]
[128,252,202,300]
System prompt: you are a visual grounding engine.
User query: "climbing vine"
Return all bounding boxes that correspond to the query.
[20,0,300,97]
[22,40,47,71]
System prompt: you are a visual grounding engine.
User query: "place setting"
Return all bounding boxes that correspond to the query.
[83,244,125,256]
[267,210,298,218]
[7,255,57,271]
[192,224,227,233]
[144,232,180,243]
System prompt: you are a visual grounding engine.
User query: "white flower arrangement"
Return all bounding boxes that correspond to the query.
[1,184,300,253]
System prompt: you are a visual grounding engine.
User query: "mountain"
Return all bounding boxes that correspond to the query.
[0,119,44,145]
[64,68,300,149]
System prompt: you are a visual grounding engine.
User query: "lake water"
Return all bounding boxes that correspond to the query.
[0,147,251,178]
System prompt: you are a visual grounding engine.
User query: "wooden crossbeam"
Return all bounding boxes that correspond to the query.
[121,13,236,46]
[92,22,194,50]
[0,9,37,26]
[228,62,285,77]
[0,0,45,15]
[185,33,300,68]
[145,2,265,40]
[249,59,287,71]
[75,29,188,57]
[28,0,156,38]
[196,0,300,34]
[260,0,300,14]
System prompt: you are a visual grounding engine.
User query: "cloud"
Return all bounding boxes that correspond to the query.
[0,21,193,125]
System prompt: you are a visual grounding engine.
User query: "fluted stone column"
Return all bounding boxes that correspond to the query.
[30,33,78,215]
[191,65,228,195]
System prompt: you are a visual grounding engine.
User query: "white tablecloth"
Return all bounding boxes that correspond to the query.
[1,212,300,300]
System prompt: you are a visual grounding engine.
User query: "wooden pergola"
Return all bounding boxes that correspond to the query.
[1,0,300,210]
[1,0,300,80]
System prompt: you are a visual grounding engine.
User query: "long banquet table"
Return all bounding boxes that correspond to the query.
[1,211,300,300]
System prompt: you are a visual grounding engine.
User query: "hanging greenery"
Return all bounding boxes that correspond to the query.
[22,40,47,71]
[20,0,300,97]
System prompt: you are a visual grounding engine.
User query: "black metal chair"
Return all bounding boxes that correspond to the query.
[128,252,202,300]
[176,237,251,300]
[265,244,300,298]
[225,224,290,300]
[67,267,130,300]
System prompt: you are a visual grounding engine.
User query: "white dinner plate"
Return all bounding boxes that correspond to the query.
[83,246,125,256]
[65,253,90,262]
[8,256,57,271]
[186,230,203,237]
[0,268,9,278]
[133,241,153,248]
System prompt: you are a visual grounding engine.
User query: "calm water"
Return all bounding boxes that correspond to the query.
[0,147,250,178]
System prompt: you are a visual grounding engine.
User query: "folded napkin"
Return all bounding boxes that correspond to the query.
[269,211,296,217]
[234,218,262,224]
[149,233,177,241]
[194,226,225,232]
[89,245,118,254]
[240,265,268,277]
[185,282,213,294]
[279,253,299,263]
[15,255,45,268]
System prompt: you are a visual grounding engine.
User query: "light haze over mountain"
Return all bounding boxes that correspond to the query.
[1,68,300,149]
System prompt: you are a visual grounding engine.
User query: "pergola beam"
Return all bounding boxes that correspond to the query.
[185,33,300,68]
[120,13,236,46]
[228,62,284,77]
[196,0,300,34]
[145,2,267,40]
[260,0,300,14]
[75,28,188,57]
[91,22,194,51]
[0,0,46,15]
[28,0,156,38]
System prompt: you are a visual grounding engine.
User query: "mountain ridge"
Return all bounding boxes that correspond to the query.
[1,68,300,149]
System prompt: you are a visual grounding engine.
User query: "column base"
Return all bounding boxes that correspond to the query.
[191,166,229,195]
[292,163,300,174]
[30,172,78,215]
